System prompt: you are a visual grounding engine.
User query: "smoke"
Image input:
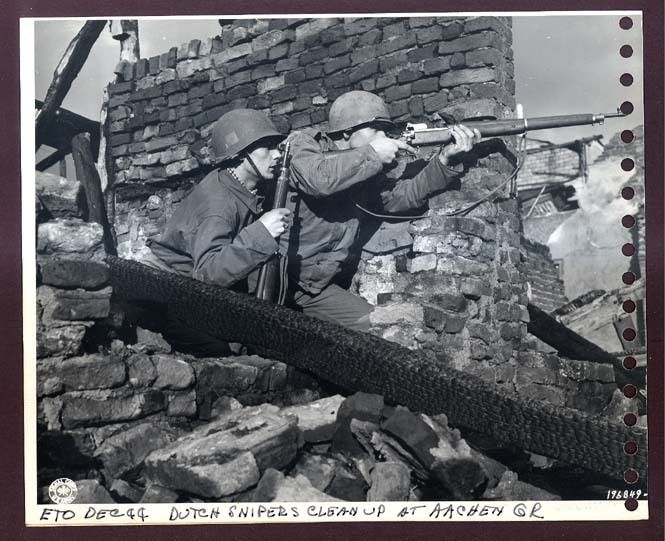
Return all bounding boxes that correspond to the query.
[568,158,639,215]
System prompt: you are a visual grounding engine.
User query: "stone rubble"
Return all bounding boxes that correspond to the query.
[40,389,569,503]
[34,15,644,507]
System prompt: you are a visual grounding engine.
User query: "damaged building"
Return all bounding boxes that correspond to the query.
[34,17,646,505]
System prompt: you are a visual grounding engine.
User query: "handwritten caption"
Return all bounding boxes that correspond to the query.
[39,502,545,523]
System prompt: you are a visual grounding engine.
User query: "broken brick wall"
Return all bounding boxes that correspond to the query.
[105,15,525,362]
[521,237,567,313]
[104,16,615,410]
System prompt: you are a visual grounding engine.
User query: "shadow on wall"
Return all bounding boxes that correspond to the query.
[547,158,638,300]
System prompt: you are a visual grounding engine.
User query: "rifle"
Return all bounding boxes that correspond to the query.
[256,141,291,303]
[354,110,626,220]
[400,111,626,147]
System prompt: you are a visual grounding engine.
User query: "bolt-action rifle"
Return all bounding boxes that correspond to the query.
[353,110,627,221]
[256,141,291,304]
[400,111,626,147]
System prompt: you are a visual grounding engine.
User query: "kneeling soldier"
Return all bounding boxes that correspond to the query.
[146,108,289,354]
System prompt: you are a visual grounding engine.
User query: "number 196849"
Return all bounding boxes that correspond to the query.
[606,489,644,499]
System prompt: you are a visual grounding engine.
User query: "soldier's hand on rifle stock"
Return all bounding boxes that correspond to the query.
[259,208,292,238]
[438,124,482,166]
[369,134,416,164]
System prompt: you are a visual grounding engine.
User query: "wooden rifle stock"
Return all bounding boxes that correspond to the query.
[256,142,291,303]
[401,111,625,146]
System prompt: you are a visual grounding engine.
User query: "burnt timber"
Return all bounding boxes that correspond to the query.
[108,256,647,481]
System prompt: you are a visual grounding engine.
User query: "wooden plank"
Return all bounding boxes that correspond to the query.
[111,19,140,63]
[35,99,100,153]
[527,303,617,364]
[36,147,70,172]
[35,20,106,147]
[71,132,117,255]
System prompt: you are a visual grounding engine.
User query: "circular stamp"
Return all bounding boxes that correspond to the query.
[48,478,78,504]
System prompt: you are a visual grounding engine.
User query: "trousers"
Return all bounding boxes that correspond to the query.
[288,283,373,332]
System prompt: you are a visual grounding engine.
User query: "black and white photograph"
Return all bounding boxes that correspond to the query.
[22,12,650,525]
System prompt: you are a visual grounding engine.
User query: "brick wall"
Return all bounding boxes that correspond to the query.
[106,16,517,258]
[521,237,567,313]
[104,17,621,404]
[105,16,524,378]
[519,140,582,190]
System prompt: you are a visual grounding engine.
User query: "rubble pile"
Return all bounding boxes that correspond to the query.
[40,390,563,504]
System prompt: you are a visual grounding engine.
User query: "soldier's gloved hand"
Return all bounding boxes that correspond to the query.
[259,208,292,238]
[438,124,482,166]
[368,134,416,164]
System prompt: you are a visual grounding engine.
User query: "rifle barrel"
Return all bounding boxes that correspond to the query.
[406,112,624,146]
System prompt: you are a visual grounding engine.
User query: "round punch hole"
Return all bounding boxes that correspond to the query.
[620,101,634,115]
[621,215,635,228]
[621,158,635,171]
[623,356,637,370]
[621,130,634,143]
[619,17,633,30]
[621,243,635,256]
[625,499,638,512]
[622,300,636,313]
[622,271,636,284]
[623,441,637,455]
[623,413,637,426]
[621,187,634,200]
[622,328,636,341]
[620,73,633,86]
[624,469,639,484]
[620,45,633,58]
[623,384,637,398]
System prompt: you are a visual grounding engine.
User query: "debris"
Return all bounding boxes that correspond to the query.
[94,421,179,480]
[110,479,144,503]
[73,479,115,503]
[290,453,339,492]
[136,327,172,353]
[143,405,300,498]
[254,468,342,502]
[140,484,179,503]
[366,461,411,501]
[282,394,344,442]
[483,470,561,500]
[333,392,384,456]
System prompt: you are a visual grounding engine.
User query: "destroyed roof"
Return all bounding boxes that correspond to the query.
[595,124,644,165]
[522,210,575,245]
[517,137,601,191]
[34,99,101,158]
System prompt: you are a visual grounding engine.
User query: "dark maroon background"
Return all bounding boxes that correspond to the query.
[2,1,662,539]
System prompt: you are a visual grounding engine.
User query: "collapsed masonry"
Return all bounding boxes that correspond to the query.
[36,16,644,504]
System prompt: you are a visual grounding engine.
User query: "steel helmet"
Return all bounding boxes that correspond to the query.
[327,90,395,134]
[211,108,283,163]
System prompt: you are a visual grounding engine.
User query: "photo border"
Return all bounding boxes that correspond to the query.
[3,0,663,539]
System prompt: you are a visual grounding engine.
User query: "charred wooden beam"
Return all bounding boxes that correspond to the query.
[35,20,106,148]
[71,133,116,255]
[36,147,70,172]
[35,99,100,155]
[527,303,618,365]
[107,256,646,481]
[110,19,140,63]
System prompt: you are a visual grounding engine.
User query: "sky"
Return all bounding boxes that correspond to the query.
[31,14,643,147]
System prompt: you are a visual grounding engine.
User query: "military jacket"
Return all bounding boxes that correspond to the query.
[149,169,278,292]
[280,129,462,294]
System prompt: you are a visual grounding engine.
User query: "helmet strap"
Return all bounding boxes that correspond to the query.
[245,153,264,180]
